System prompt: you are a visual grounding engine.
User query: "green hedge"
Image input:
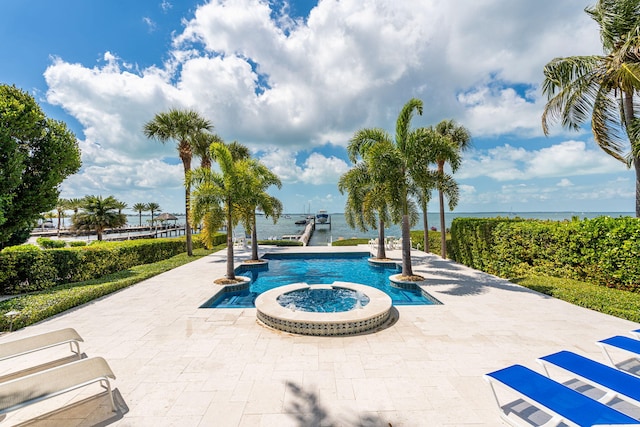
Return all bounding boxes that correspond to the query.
[0,237,195,294]
[36,237,67,249]
[450,216,640,290]
[409,230,446,255]
[0,248,213,331]
[331,238,368,246]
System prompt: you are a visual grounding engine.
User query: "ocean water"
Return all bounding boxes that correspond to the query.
[126,211,634,246]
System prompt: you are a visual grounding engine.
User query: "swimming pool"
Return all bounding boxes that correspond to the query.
[201,252,439,308]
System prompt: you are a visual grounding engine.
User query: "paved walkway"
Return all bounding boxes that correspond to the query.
[0,246,638,426]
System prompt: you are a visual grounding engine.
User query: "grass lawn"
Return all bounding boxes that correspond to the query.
[514,275,640,323]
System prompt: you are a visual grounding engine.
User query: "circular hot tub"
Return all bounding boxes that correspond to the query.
[255,282,392,336]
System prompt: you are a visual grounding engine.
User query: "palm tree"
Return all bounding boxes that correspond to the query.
[241,160,283,261]
[338,162,392,260]
[432,121,469,258]
[192,132,223,169]
[55,198,69,233]
[132,203,147,227]
[191,142,253,280]
[542,0,640,217]
[146,202,161,226]
[67,198,83,215]
[413,173,437,253]
[143,109,213,255]
[348,98,424,278]
[217,141,283,260]
[227,140,252,161]
[113,201,128,225]
[71,195,127,241]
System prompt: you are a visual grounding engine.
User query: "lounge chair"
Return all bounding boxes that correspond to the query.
[538,350,640,406]
[484,364,639,426]
[0,328,83,361]
[598,335,640,370]
[0,356,117,416]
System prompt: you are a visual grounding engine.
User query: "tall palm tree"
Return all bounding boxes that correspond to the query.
[413,174,437,253]
[243,161,283,261]
[348,98,424,278]
[191,142,253,280]
[146,202,161,226]
[227,143,283,260]
[55,198,69,233]
[432,121,469,258]
[132,202,147,227]
[338,162,392,260]
[542,0,640,217]
[71,195,127,241]
[143,109,213,255]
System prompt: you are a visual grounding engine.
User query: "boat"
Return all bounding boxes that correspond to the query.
[284,214,291,219]
[295,219,307,225]
[280,234,301,241]
[316,210,329,224]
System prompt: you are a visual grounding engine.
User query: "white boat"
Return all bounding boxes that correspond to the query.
[316,210,329,224]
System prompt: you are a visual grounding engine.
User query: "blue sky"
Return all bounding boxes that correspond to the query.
[1,0,635,214]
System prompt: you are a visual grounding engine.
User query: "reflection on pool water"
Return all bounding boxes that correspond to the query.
[277,286,371,312]
[202,252,439,308]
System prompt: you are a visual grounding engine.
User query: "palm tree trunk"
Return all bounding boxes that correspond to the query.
[437,161,447,258]
[138,211,142,227]
[401,214,413,276]
[422,199,429,253]
[439,188,446,258]
[251,213,259,260]
[635,155,640,217]
[376,218,386,259]
[624,92,640,217]
[183,159,193,256]
[226,203,235,279]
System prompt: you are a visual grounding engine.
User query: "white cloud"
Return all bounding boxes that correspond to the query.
[160,1,172,13]
[143,17,157,32]
[257,149,349,185]
[298,153,350,184]
[41,0,628,212]
[557,178,574,187]
[460,140,624,181]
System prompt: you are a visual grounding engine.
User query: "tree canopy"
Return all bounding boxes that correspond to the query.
[542,0,640,216]
[0,84,81,248]
[143,108,212,255]
[71,195,127,241]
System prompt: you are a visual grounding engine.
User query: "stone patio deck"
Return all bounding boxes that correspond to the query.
[0,246,638,426]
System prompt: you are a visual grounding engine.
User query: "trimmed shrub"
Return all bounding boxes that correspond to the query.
[410,230,447,255]
[68,241,87,247]
[0,237,193,294]
[36,237,67,249]
[450,216,640,290]
[331,238,368,246]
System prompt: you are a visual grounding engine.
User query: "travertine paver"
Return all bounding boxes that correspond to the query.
[0,245,638,426]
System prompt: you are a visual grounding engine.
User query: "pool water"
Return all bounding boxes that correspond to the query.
[203,252,437,308]
[277,286,371,313]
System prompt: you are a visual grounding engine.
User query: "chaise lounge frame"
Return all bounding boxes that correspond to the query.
[0,356,117,416]
[484,364,639,426]
[538,350,640,407]
[0,328,83,362]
